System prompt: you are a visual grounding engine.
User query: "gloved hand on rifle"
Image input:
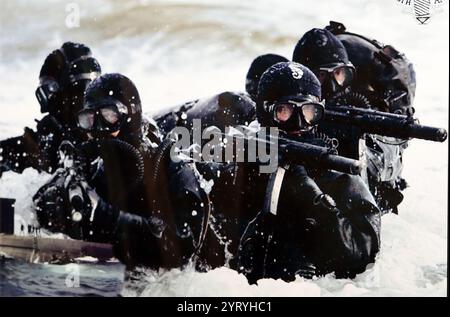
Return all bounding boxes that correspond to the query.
[289,164,338,216]
[35,114,64,137]
[33,165,169,250]
[33,168,98,239]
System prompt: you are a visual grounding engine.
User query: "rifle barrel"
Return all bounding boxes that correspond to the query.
[277,137,362,175]
[324,106,448,142]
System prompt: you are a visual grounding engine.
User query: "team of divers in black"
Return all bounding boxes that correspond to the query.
[0,22,447,284]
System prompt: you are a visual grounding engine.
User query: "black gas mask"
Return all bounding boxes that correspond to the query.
[315,63,355,100]
[36,54,101,116]
[265,95,325,134]
[35,79,61,114]
[77,98,129,139]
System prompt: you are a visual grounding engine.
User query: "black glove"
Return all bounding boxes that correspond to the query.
[33,169,95,239]
[287,165,339,229]
[289,165,335,209]
[34,181,71,233]
[35,114,64,136]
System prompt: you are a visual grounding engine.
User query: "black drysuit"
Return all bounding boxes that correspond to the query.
[34,129,210,270]
[192,132,381,283]
[153,92,381,281]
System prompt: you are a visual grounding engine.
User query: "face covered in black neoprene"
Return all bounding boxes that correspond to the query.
[77,73,143,143]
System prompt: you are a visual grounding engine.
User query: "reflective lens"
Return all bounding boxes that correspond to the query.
[272,100,324,126]
[78,110,95,130]
[100,107,120,124]
[301,103,324,125]
[274,103,295,122]
[317,65,354,86]
[333,67,347,85]
[78,105,123,131]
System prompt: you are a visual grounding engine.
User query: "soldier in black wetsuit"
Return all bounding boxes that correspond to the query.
[332,22,416,214]
[234,62,381,283]
[293,27,414,214]
[31,63,382,284]
[148,57,381,282]
[33,73,211,269]
[0,42,101,177]
[159,61,382,282]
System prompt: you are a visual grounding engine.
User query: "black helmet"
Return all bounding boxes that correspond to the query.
[38,42,91,80]
[54,56,102,122]
[256,62,324,133]
[293,28,351,70]
[79,73,143,139]
[60,42,91,63]
[36,42,94,114]
[245,54,289,100]
[293,28,355,99]
[337,33,416,114]
[324,21,416,114]
[65,56,101,87]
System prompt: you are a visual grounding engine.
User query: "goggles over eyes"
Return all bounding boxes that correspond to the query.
[267,97,325,126]
[316,64,355,87]
[77,100,128,131]
[68,71,101,85]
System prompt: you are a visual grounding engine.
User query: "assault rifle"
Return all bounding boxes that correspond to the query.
[199,127,363,175]
[323,105,447,142]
